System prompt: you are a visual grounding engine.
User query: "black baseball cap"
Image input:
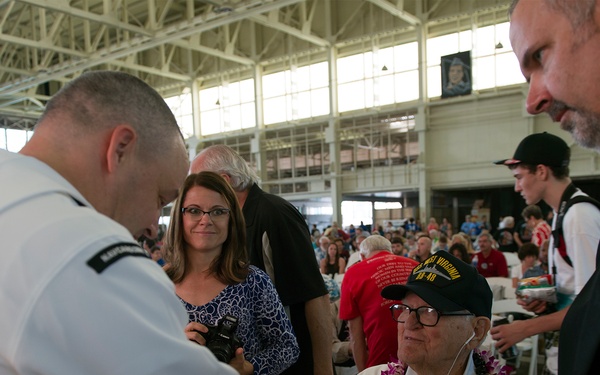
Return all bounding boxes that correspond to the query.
[381,251,492,318]
[494,132,570,167]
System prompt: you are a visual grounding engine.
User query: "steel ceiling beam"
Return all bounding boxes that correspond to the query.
[17,0,154,37]
[0,0,302,96]
[366,0,421,26]
[249,13,329,47]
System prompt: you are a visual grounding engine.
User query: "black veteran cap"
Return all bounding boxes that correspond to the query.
[381,251,493,319]
[494,132,570,168]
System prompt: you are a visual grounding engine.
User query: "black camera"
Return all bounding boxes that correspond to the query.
[198,315,242,363]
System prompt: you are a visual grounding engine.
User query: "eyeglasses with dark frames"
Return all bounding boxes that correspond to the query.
[389,303,474,327]
[181,207,230,222]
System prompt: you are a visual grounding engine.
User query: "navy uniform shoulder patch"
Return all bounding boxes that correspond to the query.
[87,242,150,274]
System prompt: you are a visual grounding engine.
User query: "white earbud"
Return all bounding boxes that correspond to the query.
[465,331,476,345]
[447,331,477,375]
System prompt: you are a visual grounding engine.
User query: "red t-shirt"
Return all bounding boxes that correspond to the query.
[339,252,418,368]
[474,249,509,277]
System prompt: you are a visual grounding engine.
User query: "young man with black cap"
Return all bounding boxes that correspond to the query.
[491,132,600,375]
[358,251,504,375]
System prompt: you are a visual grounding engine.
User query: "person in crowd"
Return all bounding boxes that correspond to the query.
[524,239,550,278]
[472,232,508,278]
[393,228,406,239]
[391,237,407,256]
[311,224,321,238]
[320,242,346,277]
[191,145,332,375]
[493,216,518,253]
[325,222,351,243]
[428,228,440,249]
[508,3,600,371]
[384,221,396,233]
[358,251,508,375]
[0,71,242,374]
[449,243,472,264]
[479,215,492,232]
[511,243,544,288]
[334,237,350,263]
[433,234,449,252]
[162,172,299,375]
[460,215,474,236]
[427,217,439,232]
[405,217,418,233]
[347,233,369,269]
[316,236,331,264]
[492,132,600,374]
[409,235,433,262]
[322,275,354,372]
[339,236,418,372]
[150,245,166,266]
[521,204,552,248]
[348,224,356,237]
[404,234,417,253]
[452,232,476,259]
[353,227,370,246]
[440,217,453,237]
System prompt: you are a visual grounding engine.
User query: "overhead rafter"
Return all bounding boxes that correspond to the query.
[0,0,303,96]
[366,0,421,26]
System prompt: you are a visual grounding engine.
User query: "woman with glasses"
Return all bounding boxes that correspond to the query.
[162,172,299,375]
[357,251,510,375]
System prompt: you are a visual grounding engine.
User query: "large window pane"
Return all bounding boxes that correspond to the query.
[496,53,526,86]
[475,55,496,90]
[310,62,329,88]
[264,97,288,124]
[263,71,287,98]
[200,109,221,136]
[338,81,366,112]
[395,71,419,102]
[338,54,365,83]
[395,42,418,71]
[241,103,256,129]
[311,88,330,117]
[262,62,330,124]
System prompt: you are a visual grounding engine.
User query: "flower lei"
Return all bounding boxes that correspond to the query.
[380,349,512,375]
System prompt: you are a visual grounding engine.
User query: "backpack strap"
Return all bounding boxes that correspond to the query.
[552,184,600,270]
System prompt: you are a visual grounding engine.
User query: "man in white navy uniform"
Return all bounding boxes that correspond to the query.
[0,71,248,374]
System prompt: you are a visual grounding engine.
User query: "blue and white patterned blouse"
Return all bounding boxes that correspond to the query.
[180,265,299,375]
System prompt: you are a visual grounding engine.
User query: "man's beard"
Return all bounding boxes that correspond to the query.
[548,100,600,152]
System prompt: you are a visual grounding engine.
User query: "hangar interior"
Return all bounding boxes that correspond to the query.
[2,0,600,231]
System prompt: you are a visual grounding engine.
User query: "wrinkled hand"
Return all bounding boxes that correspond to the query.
[184,321,208,345]
[517,298,547,314]
[228,347,253,375]
[490,320,527,353]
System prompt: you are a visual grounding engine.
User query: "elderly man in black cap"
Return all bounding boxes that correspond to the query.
[358,251,509,375]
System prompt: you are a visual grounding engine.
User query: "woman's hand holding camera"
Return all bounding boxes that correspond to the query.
[184,321,209,345]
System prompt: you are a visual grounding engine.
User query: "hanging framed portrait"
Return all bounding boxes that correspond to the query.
[441,51,472,98]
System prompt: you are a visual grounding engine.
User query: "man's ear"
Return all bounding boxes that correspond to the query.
[219,173,232,184]
[536,164,550,180]
[469,317,491,349]
[105,125,137,173]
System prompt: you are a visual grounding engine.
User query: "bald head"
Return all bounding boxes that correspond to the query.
[36,71,184,157]
[21,71,189,239]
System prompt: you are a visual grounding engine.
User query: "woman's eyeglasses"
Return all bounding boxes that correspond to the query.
[181,207,230,222]
[389,303,474,327]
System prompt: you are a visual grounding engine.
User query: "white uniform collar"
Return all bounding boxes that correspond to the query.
[0,150,92,210]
